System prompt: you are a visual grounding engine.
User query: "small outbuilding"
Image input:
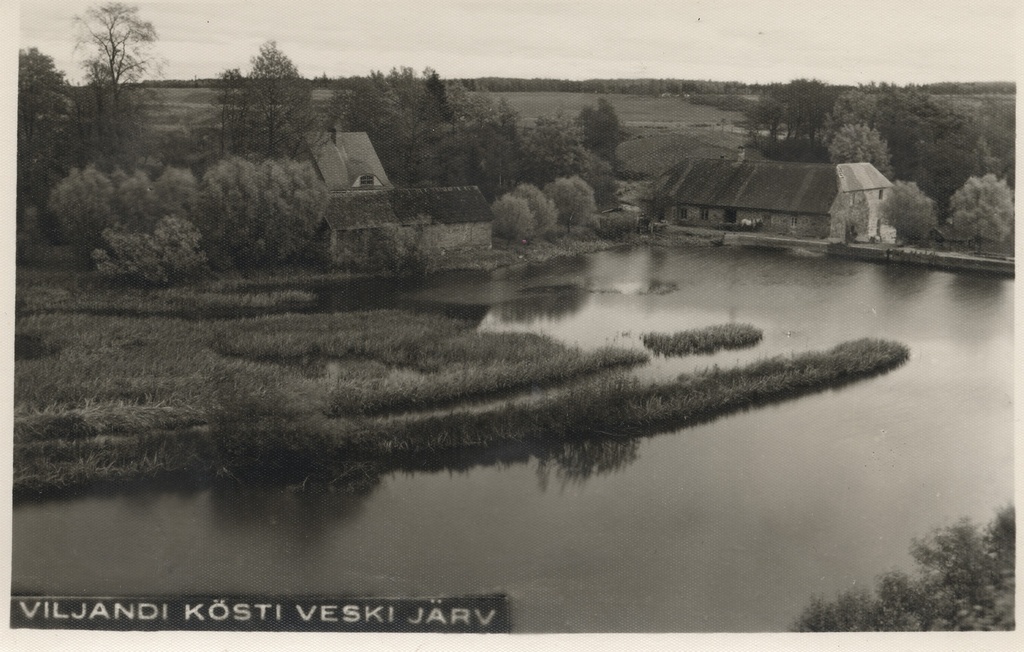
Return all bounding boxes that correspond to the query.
[652,156,895,243]
[308,129,493,266]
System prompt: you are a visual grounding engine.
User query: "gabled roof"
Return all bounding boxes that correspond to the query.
[657,159,892,215]
[322,187,493,230]
[307,131,391,191]
[836,163,893,192]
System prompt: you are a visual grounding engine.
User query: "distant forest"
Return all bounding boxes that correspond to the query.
[143,76,1016,96]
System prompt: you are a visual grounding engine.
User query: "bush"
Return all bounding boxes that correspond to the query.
[363,224,431,276]
[92,216,208,286]
[48,165,115,259]
[195,157,327,269]
[492,195,535,241]
[949,174,1014,250]
[544,175,597,233]
[794,505,1015,631]
[881,181,936,243]
[510,183,558,239]
[590,213,636,240]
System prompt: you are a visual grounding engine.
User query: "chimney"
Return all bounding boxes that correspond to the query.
[737,146,746,163]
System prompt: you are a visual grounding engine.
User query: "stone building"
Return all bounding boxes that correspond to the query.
[653,156,894,243]
[308,129,493,266]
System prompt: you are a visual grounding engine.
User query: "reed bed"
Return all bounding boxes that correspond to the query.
[641,323,763,356]
[14,292,909,496]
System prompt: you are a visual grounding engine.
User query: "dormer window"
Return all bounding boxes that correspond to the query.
[358,175,376,186]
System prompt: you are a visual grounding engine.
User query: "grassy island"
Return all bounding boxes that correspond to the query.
[14,283,909,496]
[641,323,764,356]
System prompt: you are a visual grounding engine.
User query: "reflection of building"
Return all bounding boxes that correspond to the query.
[652,155,894,243]
[308,129,493,266]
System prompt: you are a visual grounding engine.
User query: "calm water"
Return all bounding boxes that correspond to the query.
[12,246,1014,632]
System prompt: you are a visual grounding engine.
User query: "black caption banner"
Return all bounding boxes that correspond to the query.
[11,595,510,633]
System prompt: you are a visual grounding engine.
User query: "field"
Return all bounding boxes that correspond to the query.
[478,91,744,128]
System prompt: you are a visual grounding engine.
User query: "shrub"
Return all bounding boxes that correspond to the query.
[48,165,115,259]
[881,181,936,243]
[492,194,535,241]
[92,216,208,286]
[195,157,327,269]
[543,175,597,233]
[794,506,1015,631]
[949,174,1014,250]
[510,183,558,239]
[591,213,636,240]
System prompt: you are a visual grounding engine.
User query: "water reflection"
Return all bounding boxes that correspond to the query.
[492,289,589,323]
[536,438,640,491]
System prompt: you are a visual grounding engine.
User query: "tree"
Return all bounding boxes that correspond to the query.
[578,98,622,163]
[491,195,535,241]
[195,157,327,269]
[828,123,893,177]
[543,176,597,234]
[73,2,162,163]
[794,506,1015,632]
[881,181,936,244]
[246,41,317,158]
[18,48,73,238]
[510,184,558,239]
[48,166,116,259]
[949,174,1014,251]
[521,113,589,185]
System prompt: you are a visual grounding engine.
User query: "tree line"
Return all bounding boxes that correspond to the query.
[17,3,627,276]
[744,79,1015,221]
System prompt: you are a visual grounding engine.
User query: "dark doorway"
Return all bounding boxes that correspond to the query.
[724,208,737,224]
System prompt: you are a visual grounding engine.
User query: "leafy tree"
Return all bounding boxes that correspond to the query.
[18,48,73,237]
[794,506,1015,632]
[828,123,893,177]
[73,2,162,164]
[112,166,198,232]
[543,176,597,234]
[48,165,116,259]
[949,174,1014,251]
[578,98,622,163]
[92,215,207,286]
[491,195,535,241]
[195,157,327,269]
[510,183,558,239]
[246,41,317,158]
[881,181,936,243]
[521,113,589,185]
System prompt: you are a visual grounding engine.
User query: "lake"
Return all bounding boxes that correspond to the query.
[11,245,1014,632]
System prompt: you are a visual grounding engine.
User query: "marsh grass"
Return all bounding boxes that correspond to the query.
[13,291,909,496]
[17,271,315,317]
[641,323,764,356]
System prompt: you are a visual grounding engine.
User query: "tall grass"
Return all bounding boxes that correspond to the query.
[641,323,763,356]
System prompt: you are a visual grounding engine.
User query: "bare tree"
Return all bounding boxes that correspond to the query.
[73,2,163,162]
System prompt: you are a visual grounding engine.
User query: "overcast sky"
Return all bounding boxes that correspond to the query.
[16,0,1021,85]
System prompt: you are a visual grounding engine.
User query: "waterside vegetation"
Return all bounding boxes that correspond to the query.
[641,323,764,356]
[14,291,910,496]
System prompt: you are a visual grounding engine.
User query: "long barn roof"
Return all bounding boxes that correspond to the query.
[323,187,493,230]
[656,159,891,215]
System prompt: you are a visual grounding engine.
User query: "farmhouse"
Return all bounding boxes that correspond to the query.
[653,155,895,243]
[308,129,493,266]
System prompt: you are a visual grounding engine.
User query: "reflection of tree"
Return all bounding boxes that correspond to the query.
[205,481,375,550]
[490,289,588,323]
[535,437,640,491]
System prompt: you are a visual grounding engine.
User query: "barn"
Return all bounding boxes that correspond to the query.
[308,129,493,266]
[653,156,895,243]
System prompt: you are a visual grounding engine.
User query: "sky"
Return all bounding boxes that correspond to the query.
[16,0,1020,86]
